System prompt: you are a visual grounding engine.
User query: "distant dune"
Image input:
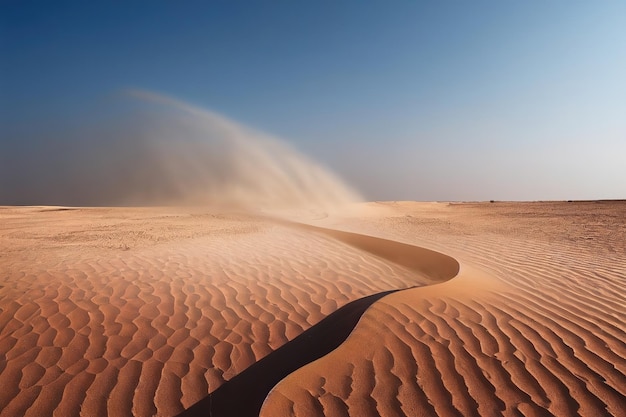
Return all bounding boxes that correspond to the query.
[0,201,624,416]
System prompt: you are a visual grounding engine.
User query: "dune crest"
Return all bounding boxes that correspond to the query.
[178,223,460,417]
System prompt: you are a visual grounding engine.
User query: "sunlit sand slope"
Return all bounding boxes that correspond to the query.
[262,201,626,417]
[0,207,434,417]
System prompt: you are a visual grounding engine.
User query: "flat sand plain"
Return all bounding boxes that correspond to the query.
[1,201,624,416]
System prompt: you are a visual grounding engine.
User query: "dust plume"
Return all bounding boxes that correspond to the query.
[0,90,362,209]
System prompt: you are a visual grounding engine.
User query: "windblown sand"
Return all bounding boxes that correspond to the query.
[1,202,624,416]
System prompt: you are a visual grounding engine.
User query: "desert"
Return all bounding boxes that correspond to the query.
[1,201,624,416]
[3,4,625,416]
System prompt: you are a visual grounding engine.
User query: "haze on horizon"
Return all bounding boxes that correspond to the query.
[1,1,625,204]
[0,90,363,208]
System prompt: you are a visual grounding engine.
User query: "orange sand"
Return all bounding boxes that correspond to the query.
[1,202,625,416]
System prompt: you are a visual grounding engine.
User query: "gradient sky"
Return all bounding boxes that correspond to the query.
[2,1,625,202]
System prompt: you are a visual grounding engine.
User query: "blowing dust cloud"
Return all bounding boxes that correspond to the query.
[0,90,362,209]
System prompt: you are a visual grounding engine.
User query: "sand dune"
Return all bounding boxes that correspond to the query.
[1,202,625,416]
[0,206,438,416]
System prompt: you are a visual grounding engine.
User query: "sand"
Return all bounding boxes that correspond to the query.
[1,202,625,416]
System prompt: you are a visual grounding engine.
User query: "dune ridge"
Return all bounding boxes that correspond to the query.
[176,221,460,417]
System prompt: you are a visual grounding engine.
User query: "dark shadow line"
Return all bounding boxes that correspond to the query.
[175,289,398,417]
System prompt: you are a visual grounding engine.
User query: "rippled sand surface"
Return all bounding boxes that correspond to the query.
[1,201,625,416]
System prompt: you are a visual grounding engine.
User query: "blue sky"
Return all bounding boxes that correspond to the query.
[2,1,625,201]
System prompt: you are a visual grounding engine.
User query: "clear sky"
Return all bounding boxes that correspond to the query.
[2,1,625,202]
